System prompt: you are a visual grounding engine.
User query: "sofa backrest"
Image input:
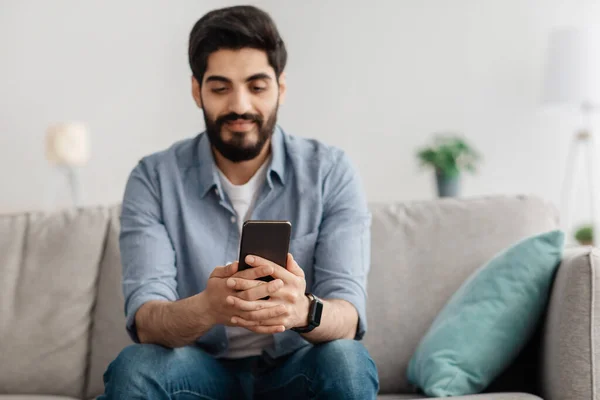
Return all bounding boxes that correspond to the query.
[0,207,110,398]
[363,195,559,393]
[86,206,130,399]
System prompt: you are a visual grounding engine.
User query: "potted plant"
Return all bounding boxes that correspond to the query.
[417,134,481,197]
[574,224,594,246]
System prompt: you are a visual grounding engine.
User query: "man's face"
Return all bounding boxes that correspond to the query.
[192,48,286,163]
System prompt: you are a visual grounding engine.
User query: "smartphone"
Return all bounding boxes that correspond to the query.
[238,220,292,282]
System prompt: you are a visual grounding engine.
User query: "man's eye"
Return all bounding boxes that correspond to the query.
[252,86,266,93]
[211,87,227,93]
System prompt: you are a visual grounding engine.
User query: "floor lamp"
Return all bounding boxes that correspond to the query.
[45,122,90,208]
[542,28,600,245]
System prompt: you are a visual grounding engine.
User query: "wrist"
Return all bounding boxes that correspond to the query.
[292,293,323,334]
[194,292,216,328]
[295,293,311,328]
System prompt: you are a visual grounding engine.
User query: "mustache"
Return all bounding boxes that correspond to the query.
[217,113,262,125]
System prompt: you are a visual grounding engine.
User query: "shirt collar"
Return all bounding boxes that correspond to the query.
[196,133,221,199]
[196,125,287,198]
[267,126,286,186]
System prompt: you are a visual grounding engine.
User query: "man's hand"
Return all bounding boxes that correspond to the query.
[202,261,287,334]
[227,253,310,332]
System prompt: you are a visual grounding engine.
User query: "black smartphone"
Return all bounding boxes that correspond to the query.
[238,220,292,282]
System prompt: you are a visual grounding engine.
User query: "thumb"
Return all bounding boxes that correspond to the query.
[286,253,305,278]
[226,261,239,276]
[211,261,239,278]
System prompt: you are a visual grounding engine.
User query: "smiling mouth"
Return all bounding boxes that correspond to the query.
[226,120,256,130]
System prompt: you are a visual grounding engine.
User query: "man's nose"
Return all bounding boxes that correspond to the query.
[228,88,252,115]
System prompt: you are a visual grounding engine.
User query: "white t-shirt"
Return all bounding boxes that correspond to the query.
[217,158,274,359]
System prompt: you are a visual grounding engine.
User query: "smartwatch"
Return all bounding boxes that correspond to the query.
[292,293,323,333]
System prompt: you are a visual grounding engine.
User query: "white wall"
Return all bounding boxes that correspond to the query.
[1,0,600,234]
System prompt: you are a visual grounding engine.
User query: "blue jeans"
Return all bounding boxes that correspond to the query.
[98,339,379,399]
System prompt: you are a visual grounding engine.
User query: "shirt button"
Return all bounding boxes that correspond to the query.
[230,216,236,224]
[214,188,219,196]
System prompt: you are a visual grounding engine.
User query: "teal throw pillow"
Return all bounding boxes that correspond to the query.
[407,230,564,397]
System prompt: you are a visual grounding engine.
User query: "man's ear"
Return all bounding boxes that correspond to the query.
[277,72,287,106]
[191,76,203,109]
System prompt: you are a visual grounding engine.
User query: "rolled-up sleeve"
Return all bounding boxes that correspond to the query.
[119,160,178,343]
[312,150,371,340]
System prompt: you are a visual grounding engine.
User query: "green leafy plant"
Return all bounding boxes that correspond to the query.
[417,135,481,178]
[575,224,593,245]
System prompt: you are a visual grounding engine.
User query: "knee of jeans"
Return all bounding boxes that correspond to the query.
[104,344,165,386]
[318,340,378,387]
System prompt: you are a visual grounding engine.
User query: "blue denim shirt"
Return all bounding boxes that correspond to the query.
[120,126,371,359]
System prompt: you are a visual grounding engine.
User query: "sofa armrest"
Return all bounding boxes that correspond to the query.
[541,247,600,400]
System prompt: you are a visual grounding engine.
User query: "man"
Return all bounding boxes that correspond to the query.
[100,5,378,399]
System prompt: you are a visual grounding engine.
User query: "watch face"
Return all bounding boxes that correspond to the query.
[313,300,323,324]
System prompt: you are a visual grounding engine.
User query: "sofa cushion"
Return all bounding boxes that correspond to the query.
[363,195,559,394]
[0,208,109,398]
[406,230,564,396]
[86,205,131,399]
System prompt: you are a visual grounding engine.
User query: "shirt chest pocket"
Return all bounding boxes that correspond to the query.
[289,231,319,285]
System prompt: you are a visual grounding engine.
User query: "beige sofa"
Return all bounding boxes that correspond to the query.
[0,195,598,399]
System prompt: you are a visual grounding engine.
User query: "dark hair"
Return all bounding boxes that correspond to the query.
[188,5,287,84]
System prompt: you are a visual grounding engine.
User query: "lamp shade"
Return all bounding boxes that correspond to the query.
[46,122,91,167]
[542,27,600,107]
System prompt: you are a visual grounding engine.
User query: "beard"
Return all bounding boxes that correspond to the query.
[203,104,278,163]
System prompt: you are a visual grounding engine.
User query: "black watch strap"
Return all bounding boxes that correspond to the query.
[292,293,323,333]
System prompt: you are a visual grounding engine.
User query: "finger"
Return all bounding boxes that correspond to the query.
[236,279,283,301]
[245,255,295,282]
[226,278,265,291]
[256,316,289,326]
[285,253,305,278]
[231,315,288,328]
[233,264,274,280]
[242,324,286,334]
[229,316,260,327]
[226,296,273,312]
[237,304,288,322]
[210,261,239,278]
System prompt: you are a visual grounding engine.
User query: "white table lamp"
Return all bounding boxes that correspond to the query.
[542,27,600,244]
